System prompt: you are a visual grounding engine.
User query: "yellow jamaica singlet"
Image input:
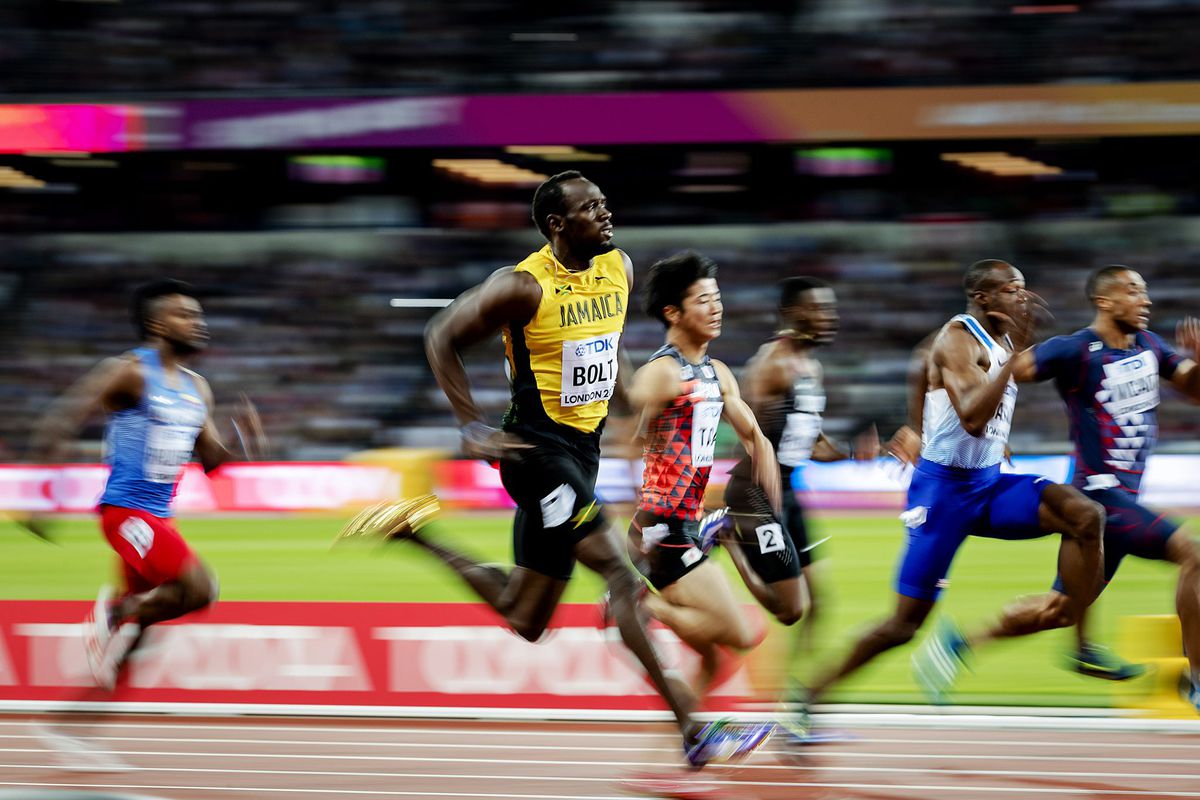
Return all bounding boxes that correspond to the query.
[502,244,629,434]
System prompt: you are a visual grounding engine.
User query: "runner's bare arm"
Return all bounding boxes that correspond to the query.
[425,268,542,460]
[610,250,638,415]
[425,267,542,426]
[934,326,1018,437]
[193,378,266,472]
[713,360,782,515]
[625,357,682,449]
[29,356,143,463]
[739,341,789,424]
[887,334,936,465]
[22,356,142,540]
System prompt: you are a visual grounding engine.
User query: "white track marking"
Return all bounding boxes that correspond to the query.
[4,779,1200,798]
[7,741,1200,770]
[4,718,1199,740]
[5,753,1200,782]
[5,734,1200,762]
[7,759,1200,783]
[0,786,629,800]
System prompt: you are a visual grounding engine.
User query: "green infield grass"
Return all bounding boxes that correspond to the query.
[2,510,1193,708]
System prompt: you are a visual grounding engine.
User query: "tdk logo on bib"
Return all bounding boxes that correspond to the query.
[574,337,614,357]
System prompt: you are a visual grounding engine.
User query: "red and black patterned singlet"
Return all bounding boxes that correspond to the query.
[638,344,724,521]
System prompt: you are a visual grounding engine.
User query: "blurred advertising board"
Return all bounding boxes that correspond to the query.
[13,85,1200,156]
[0,601,752,714]
[0,463,401,513]
[176,83,1200,150]
[441,454,1199,511]
[0,104,147,153]
[3,454,1196,514]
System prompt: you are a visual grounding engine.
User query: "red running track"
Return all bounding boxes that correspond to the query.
[1,714,1199,799]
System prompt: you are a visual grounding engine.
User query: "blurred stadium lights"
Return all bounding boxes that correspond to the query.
[504,146,610,162]
[942,152,1064,176]
[509,32,578,42]
[674,152,749,177]
[796,147,892,177]
[670,184,747,193]
[389,298,454,308]
[48,159,118,168]
[1011,4,1080,13]
[0,166,45,189]
[289,155,385,184]
[23,151,90,158]
[433,158,547,187]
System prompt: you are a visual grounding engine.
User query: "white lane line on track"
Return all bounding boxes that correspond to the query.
[0,785,628,800]
[4,779,1200,798]
[9,740,1200,768]
[5,756,1200,782]
[0,721,667,738]
[6,733,1200,761]
[5,719,1200,744]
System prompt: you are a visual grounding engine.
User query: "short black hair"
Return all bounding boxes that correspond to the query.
[131,279,197,340]
[1086,265,1133,304]
[643,251,718,327]
[530,170,587,239]
[779,276,830,311]
[963,259,1013,296]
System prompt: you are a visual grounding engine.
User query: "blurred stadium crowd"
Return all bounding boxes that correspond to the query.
[4,216,1200,463]
[4,0,1200,97]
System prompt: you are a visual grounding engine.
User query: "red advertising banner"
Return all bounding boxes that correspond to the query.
[0,601,754,713]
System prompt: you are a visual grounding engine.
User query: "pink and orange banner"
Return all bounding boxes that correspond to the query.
[0,104,144,153]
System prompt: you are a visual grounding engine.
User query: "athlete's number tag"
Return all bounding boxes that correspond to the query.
[690,401,722,468]
[145,424,196,483]
[1101,351,1161,417]
[984,382,1017,442]
[118,516,155,559]
[755,522,785,555]
[561,333,619,407]
[777,412,821,466]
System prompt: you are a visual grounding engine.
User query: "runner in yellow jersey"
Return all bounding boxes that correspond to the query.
[343,172,727,764]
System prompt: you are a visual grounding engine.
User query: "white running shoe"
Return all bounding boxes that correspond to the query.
[81,586,140,691]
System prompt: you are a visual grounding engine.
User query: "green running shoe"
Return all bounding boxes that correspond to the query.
[1067,643,1146,681]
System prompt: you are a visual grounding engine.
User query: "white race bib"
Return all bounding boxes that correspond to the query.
[145,424,195,483]
[690,401,722,468]
[560,333,619,407]
[777,412,821,466]
[1101,351,1160,418]
[983,382,1017,442]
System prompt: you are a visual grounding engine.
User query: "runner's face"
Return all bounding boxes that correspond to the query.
[150,294,209,355]
[1099,270,1152,331]
[985,267,1028,330]
[673,278,723,342]
[787,287,839,345]
[557,180,614,258]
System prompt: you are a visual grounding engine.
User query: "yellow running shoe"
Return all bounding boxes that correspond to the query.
[334,494,440,544]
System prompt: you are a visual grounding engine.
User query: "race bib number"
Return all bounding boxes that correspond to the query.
[777,412,821,466]
[1101,351,1160,417]
[755,522,786,555]
[690,401,722,468]
[145,424,196,483]
[560,333,619,407]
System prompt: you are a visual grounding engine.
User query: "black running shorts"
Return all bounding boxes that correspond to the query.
[498,428,607,581]
[629,510,708,591]
[724,472,811,582]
